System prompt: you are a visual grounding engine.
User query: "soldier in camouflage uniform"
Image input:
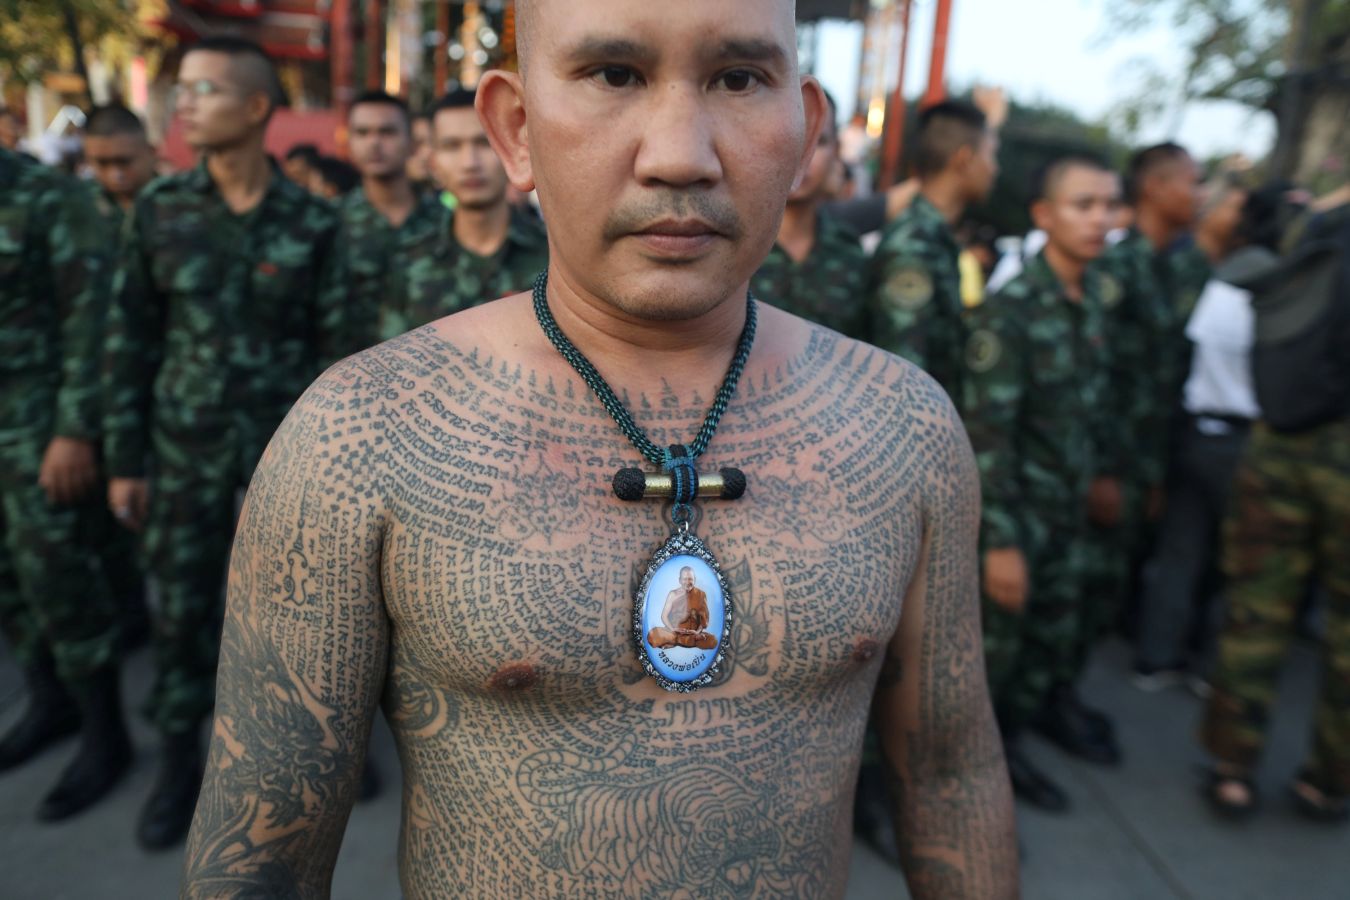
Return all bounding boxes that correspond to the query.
[101,37,343,849]
[963,155,1123,811]
[868,100,999,399]
[0,146,132,822]
[1083,144,1204,680]
[751,91,867,338]
[374,84,549,337]
[82,104,159,648]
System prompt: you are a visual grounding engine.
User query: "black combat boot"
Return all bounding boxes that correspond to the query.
[1004,739,1070,813]
[137,730,204,850]
[36,669,133,821]
[359,756,382,802]
[1032,684,1122,766]
[0,655,80,773]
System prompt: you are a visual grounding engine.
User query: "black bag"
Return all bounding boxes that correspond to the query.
[1244,208,1350,433]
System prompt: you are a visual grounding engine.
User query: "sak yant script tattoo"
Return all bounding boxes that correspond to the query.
[180,305,1015,899]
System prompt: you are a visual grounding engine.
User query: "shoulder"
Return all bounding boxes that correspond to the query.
[277,178,339,230]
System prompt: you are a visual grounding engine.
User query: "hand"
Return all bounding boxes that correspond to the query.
[1088,476,1123,527]
[37,437,98,505]
[108,477,150,532]
[885,178,920,222]
[972,85,1009,131]
[983,547,1029,614]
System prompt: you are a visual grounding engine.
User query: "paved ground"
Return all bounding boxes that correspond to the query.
[1,637,1346,899]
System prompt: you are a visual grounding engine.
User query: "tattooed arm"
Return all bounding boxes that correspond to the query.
[874,379,1019,899]
[181,373,389,899]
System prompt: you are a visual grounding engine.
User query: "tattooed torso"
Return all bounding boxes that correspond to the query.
[185,298,970,899]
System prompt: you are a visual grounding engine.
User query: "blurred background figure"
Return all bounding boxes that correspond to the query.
[283,142,321,189]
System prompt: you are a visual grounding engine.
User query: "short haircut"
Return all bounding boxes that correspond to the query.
[316,156,360,195]
[84,104,147,140]
[1126,142,1190,204]
[1033,152,1114,201]
[350,90,411,131]
[913,100,988,179]
[186,36,287,116]
[285,143,321,165]
[1236,180,1293,252]
[430,86,478,119]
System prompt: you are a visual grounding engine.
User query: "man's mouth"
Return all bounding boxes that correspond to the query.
[631,219,721,257]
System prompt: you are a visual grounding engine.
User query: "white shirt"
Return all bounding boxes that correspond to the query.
[1183,278,1262,421]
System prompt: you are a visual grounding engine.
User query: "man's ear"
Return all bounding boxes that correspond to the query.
[1030,197,1052,234]
[790,76,828,193]
[477,69,534,192]
[245,92,273,130]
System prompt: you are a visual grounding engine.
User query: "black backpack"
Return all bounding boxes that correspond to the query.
[1244,207,1350,433]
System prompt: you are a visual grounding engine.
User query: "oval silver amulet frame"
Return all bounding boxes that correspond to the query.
[632,508,733,693]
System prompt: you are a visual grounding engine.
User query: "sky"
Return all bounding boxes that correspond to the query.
[811,0,1277,159]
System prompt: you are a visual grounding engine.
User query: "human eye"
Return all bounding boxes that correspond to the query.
[713,69,763,93]
[590,65,642,89]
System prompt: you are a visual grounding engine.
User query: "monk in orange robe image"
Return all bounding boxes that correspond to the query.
[647,566,718,651]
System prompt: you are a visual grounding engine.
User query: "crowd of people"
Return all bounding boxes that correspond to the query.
[0,17,1346,883]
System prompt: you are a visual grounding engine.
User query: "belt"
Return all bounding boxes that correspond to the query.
[1190,411,1253,435]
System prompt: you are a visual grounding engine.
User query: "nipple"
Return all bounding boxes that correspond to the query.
[489,662,539,692]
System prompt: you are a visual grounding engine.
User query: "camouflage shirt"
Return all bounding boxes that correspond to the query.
[1093,230,1210,485]
[752,212,868,338]
[323,187,444,354]
[370,205,549,344]
[102,159,340,478]
[867,193,966,398]
[962,251,1112,549]
[0,148,110,438]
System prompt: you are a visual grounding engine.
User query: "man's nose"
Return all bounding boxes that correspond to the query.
[634,83,723,189]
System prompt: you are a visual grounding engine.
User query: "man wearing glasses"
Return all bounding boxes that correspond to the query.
[101,36,344,850]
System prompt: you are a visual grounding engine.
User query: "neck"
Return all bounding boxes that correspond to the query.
[1134,204,1180,251]
[776,200,819,263]
[542,266,751,401]
[205,136,271,213]
[453,200,511,256]
[363,173,417,226]
[1042,242,1087,302]
[920,176,967,225]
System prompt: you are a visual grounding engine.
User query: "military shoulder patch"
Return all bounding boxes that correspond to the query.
[966,329,1003,373]
[885,265,935,312]
[1098,273,1123,309]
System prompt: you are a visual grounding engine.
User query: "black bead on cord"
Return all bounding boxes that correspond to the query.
[530,271,757,468]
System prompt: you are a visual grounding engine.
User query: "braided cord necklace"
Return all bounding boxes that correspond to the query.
[531,270,755,692]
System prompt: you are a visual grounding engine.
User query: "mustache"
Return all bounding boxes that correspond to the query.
[602,190,744,242]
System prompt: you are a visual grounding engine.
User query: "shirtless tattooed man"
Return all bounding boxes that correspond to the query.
[180,1,1018,897]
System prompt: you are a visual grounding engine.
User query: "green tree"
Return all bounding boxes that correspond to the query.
[0,0,140,101]
[1107,0,1350,191]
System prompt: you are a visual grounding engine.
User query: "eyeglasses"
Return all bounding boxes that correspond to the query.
[170,79,229,107]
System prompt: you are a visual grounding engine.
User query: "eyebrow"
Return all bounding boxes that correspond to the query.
[560,35,790,69]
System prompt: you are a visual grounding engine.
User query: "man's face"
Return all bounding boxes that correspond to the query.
[1034,166,1121,264]
[84,133,157,203]
[175,50,265,150]
[788,117,837,204]
[0,114,19,150]
[680,570,694,591]
[513,0,819,320]
[408,117,433,183]
[349,103,411,180]
[966,131,1000,204]
[432,106,509,210]
[283,155,313,187]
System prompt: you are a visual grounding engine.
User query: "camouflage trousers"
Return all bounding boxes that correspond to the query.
[142,414,275,735]
[983,519,1088,733]
[1202,419,1350,795]
[1076,480,1150,673]
[0,377,121,685]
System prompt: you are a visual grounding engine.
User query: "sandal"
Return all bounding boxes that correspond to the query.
[1202,765,1259,820]
[1289,771,1349,824]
